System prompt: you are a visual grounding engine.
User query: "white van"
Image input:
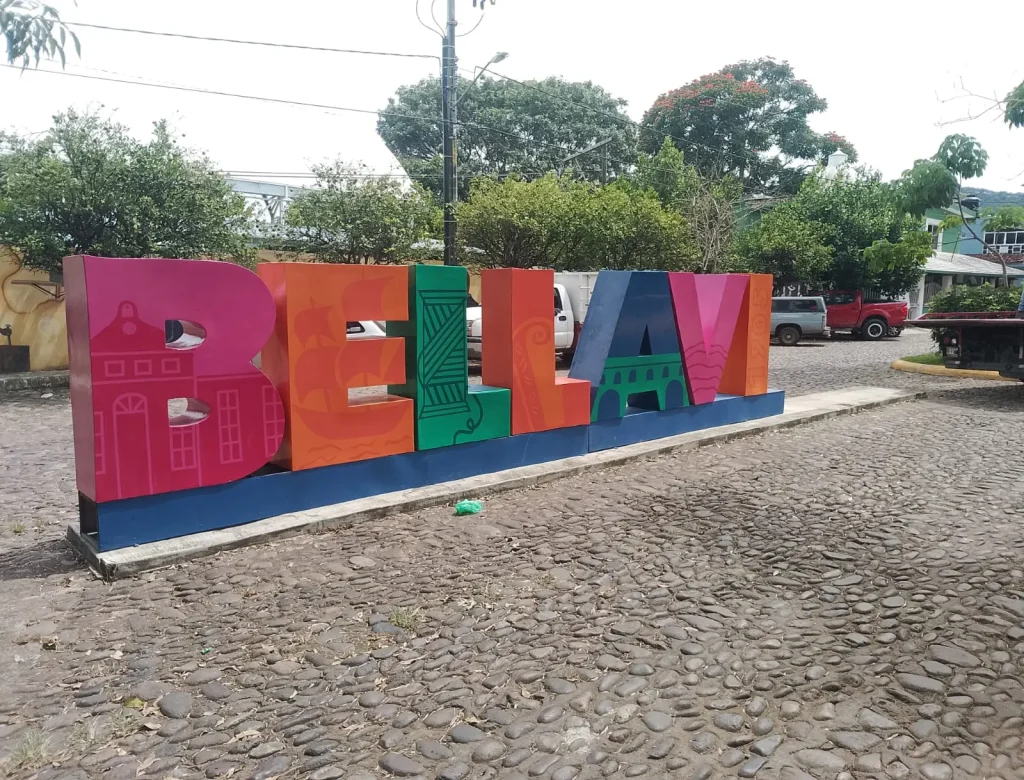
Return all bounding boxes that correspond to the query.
[466,272,598,361]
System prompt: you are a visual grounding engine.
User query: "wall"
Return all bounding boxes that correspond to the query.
[0,247,68,371]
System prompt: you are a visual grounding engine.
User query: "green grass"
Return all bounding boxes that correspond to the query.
[4,729,51,774]
[902,353,945,365]
[388,607,420,632]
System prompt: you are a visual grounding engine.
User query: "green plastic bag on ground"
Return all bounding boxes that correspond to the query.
[454,499,483,516]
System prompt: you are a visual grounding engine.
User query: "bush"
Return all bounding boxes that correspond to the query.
[926,283,1022,314]
[925,283,1023,347]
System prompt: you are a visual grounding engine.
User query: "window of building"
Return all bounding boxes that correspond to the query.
[135,359,153,377]
[262,385,285,457]
[105,359,125,378]
[94,412,106,475]
[170,426,197,470]
[984,230,1024,254]
[216,389,243,464]
[162,357,181,375]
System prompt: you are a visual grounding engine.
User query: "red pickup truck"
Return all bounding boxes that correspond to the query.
[813,291,908,340]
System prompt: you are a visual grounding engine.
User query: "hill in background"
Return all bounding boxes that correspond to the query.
[962,187,1024,210]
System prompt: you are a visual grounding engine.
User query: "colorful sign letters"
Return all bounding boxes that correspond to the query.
[65,257,781,551]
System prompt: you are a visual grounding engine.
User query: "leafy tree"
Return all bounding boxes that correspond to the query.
[983,205,1024,233]
[1005,80,1024,128]
[861,231,934,297]
[0,111,253,275]
[735,207,832,288]
[817,132,858,164]
[925,134,1011,284]
[562,182,697,272]
[279,163,440,264]
[458,173,696,271]
[1,0,79,67]
[736,170,929,296]
[640,57,855,193]
[896,159,957,217]
[933,134,988,179]
[377,76,637,199]
[635,138,741,272]
[457,175,567,269]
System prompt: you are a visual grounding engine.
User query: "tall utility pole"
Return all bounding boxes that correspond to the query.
[441,0,458,265]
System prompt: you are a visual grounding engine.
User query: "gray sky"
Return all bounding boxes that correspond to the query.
[2,0,1023,193]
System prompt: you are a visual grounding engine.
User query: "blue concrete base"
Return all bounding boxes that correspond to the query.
[81,390,785,552]
[586,390,785,452]
[83,425,590,551]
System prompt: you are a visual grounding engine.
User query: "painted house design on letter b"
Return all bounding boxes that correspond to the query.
[88,301,284,501]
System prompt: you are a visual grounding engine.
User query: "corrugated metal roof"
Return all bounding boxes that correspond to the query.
[925,252,1024,277]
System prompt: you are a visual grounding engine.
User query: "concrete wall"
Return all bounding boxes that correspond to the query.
[0,247,68,371]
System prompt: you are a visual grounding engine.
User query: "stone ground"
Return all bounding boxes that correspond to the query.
[2,329,1024,780]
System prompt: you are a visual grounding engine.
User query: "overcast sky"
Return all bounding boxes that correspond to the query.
[2,0,1023,193]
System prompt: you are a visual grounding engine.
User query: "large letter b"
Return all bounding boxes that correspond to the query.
[65,256,284,503]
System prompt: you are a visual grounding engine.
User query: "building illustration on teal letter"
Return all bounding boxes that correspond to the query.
[593,353,687,421]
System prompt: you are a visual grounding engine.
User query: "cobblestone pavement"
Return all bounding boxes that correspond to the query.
[3,331,1024,780]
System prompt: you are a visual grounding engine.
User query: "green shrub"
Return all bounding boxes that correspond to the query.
[926,283,1023,347]
[926,283,1022,314]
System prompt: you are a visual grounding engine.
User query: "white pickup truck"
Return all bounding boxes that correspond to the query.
[466,272,599,362]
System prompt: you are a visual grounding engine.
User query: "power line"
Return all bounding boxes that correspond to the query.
[0,64,734,187]
[0,63,631,171]
[42,22,788,181]
[0,63,431,122]
[64,21,439,61]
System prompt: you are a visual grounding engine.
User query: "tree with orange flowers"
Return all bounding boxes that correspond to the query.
[642,57,855,194]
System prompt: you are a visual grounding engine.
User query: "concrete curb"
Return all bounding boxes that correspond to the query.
[891,359,1018,382]
[0,369,70,393]
[68,386,925,579]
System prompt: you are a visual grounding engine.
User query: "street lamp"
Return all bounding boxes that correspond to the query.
[443,50,509,265]
[458,51,509,103]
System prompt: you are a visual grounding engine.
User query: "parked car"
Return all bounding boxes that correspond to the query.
[771,296,830,346]
[812,290,907,340]
[467,272,598,361]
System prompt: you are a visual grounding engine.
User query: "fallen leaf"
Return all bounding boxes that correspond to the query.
[123,697,146,709]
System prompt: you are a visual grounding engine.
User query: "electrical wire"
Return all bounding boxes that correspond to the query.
[0,63,432,122]
[415,0,444,37]
[430,0,445,35]
[456,13,485,38]
[58,17,810,186]
[64,21,439,60]
[53,18,790,183]
[1,64,754,187]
